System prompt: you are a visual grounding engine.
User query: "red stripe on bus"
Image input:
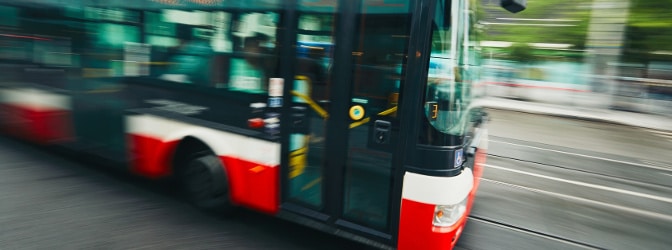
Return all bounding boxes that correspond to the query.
[221,156,279,215]
[126,133,279,214]
[127,134,179,178]
[398,198,467,250]
[0,104,73,144]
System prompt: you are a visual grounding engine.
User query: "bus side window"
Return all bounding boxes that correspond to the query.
[163,39,214,85]
[228,34,276,93]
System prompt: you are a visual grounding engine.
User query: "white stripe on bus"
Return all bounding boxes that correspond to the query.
[0,87,71,111]
[401,168,473,205]
[126,114,280,166]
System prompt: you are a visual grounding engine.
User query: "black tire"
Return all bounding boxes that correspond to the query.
[180,154,234,213]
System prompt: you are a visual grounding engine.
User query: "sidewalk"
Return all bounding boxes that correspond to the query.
[478,97,672,132]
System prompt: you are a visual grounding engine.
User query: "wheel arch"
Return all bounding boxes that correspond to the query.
[125,115,236,179]
[130,118,281,213]
[172,136,238,212]
[164,127,236,175]
[172,135,215,175]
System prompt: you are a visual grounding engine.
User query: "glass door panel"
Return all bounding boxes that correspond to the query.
[284,0,412,235]
[287,3,337,209]
[341,0,411,231]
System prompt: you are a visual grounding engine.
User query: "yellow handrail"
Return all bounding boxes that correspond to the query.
[291,76,329,119]
[349,106,397,129]
[378,106,398,116]
[290,90,329,119]
[290,75,398,129]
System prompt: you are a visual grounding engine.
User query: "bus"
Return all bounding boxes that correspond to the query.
[0,0,524,249]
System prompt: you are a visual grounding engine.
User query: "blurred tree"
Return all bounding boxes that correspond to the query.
[479,0,592,62]
[623,0,672,63]
[480,0,591,49]
[508,43,535,62]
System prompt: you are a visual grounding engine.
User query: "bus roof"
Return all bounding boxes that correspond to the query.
[1,0,410,13]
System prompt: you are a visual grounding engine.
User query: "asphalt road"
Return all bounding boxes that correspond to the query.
[1,109,671,249]
[0,136,372,250]
[456,109,672,250]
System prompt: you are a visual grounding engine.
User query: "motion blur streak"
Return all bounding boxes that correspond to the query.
[480,178,672,222]
[489,139,669,171]
[1,0,672,249]
[484,164,672,204]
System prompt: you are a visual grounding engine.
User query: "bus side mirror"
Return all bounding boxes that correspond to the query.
[500,0,526,13]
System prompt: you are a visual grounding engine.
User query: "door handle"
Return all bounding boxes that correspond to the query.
[373,120,391,144]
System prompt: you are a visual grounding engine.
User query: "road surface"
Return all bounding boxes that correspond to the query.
[1,109,671,249]
[457,109,672,250]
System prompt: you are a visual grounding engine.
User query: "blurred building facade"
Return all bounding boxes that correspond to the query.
[478,0,672,116]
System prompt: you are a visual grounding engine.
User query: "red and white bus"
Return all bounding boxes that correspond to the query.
[0,0,523,249]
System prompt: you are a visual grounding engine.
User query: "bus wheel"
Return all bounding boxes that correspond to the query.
[180,154,234,213]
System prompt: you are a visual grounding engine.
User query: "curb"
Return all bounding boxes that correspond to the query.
[479,102,672,133]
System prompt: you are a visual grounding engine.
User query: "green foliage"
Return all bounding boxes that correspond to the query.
[508,43,535,62]
[480,0,591,49]
[623,0,672,62]
[480,0,672,63]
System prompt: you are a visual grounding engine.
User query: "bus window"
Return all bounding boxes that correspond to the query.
[78,7,141,78]
[286,8,336,209]
[423,0,470,139]
[227,12,280,93]
[152,10,217,85]
[150,9,281,93]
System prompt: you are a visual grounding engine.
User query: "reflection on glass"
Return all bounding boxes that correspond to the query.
[342,0,411,231]
[424,0,473,137]
[287,10,336,209]
[145,9,280,91]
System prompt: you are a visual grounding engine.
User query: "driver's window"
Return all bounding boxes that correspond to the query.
[424,0,472,137]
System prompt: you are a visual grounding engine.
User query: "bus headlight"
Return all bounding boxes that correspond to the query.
[432,197,468,227]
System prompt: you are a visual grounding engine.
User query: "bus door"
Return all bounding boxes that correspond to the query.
[282,0,411,242]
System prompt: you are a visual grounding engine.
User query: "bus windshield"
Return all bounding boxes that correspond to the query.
[424,0,475,137]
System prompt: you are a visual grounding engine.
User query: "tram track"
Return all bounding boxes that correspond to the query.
[485,135,672,191]
[486,153,672,190]
[483,148,672,219]
[467,110,672,249]
[464,173,672,249]
[462,137,672,249]
[489,137,672,173]
[466,215,605,250]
